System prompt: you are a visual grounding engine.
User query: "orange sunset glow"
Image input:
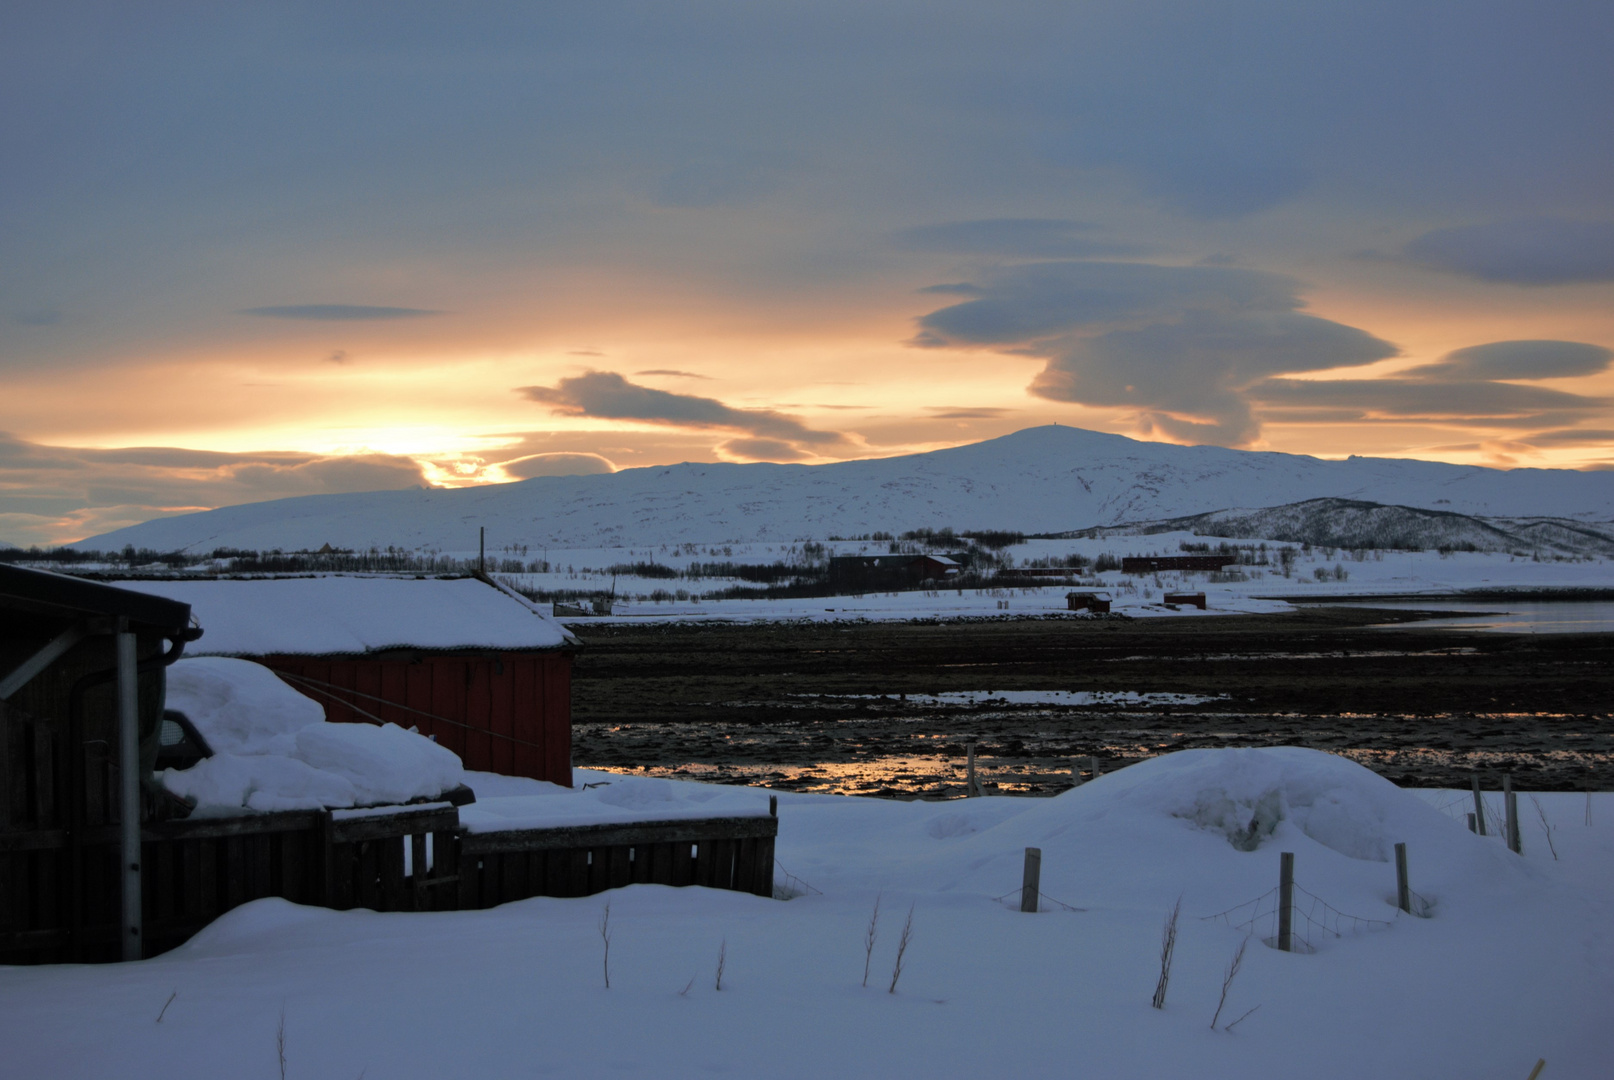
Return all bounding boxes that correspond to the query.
[4,5,1612,547]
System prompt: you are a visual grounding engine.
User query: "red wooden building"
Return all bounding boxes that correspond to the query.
[120,575,578,785]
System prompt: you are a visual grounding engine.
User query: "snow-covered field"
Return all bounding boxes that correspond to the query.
[495,534,1611,626]
[4,750,1609,1079]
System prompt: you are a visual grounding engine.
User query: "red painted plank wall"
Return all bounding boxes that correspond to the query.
[254,652,572,787]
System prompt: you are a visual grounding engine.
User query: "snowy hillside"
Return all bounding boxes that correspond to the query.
[1075,498,1614,557]
[76,426,1614,554]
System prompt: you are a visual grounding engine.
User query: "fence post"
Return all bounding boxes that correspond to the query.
[1394,842,1410,914]
[1277,851,1294,952]
[966,742,981,797]
[1471,776,1487,836]
[1467,812,1476,833]
[1070,761,1082,787]
[1504,774,1521,854]
[1089,755,1102,781]
[1020,847,1041,913]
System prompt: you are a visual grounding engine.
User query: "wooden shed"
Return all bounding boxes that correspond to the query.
[1,564,199,962]
[118,575,578,786]
[1065,591,1112,613]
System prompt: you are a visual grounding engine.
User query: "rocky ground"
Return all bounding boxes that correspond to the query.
[568,607,1614,794]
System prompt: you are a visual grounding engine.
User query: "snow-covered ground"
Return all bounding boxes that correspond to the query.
[493,534,1612,626]
[4,750,1609,1079]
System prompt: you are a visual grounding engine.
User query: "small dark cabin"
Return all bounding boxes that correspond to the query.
[1065,592,1112,613]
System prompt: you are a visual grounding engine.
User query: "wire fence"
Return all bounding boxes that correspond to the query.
[773,859,822,900]
[1200,880,1399,953]
[990,886,1086,913]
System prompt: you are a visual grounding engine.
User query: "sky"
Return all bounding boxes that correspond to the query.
[3,1,1613,546]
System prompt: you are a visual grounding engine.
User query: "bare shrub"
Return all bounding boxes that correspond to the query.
[715,939,727,991]
[1210,937,1248,1030]
[862,894,882,988]
[599,901,612,989]
[1151,897,1182,1010]
[155,990,177,1024]
[888,905,915,994]
[277,1009,287,1080]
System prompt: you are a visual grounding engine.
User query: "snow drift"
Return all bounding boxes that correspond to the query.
[162,657,466,812]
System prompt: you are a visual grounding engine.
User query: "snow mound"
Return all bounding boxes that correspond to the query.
[1128,748,1399,860]
[294,722,465,806]
[918,748,1521,917]
[161,657,465,812]
[165,657,324,755]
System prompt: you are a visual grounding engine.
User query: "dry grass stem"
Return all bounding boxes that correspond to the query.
[155,990,177,1024]
[862,894,882,988]
[277,1009,287,1080]
[678,976,695,996]
[1224,1004,1261,1032]
[599,901,612,989]
[888,904,915,994]
[1151,897,1182,1010]
[714,939,727,991]
[1210,937,1248,1030]
[1529,796,1560,861]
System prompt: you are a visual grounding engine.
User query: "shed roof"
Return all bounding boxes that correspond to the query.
[0,563,192,631]
[114,575,575,657]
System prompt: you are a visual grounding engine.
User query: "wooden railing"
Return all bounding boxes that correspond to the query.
[2,793,776,964]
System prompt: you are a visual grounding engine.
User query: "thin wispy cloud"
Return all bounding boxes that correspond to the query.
[1404,220,1614,286]
[634,369,712,379]
[240,305,440,321]
[517,371,847,456]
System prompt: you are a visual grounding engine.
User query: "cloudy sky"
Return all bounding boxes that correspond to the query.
[3,2,1612,545]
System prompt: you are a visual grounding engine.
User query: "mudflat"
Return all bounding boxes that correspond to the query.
[568,607,1614,795]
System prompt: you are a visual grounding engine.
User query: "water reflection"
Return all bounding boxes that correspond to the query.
[1346,600,1614,634]
[575,707,1613,796]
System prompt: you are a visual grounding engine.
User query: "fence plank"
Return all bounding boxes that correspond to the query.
[224,837,245,911]
[357,840,381,911]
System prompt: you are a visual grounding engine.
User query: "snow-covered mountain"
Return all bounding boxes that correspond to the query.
[1070,497,1614,556]
[76,426,1614,553]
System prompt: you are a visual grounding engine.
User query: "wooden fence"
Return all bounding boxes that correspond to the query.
[1,698,777,965]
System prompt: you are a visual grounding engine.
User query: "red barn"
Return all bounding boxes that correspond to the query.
[119,575,578,785]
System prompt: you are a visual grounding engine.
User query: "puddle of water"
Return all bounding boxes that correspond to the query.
[793,690,1226,707]
[1343,600,1614,634]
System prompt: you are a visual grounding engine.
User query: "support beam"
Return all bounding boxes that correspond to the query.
[0,623,87,700]
[117,625,143,961]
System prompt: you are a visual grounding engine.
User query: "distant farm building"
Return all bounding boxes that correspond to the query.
[1065,592,1112,613]
[117,575,578,785]
[1162,591,1207,609]
[1120,555,1236,573]
[828,554,962,591]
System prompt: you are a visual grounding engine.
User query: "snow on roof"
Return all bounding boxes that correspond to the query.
[117,575,576,657]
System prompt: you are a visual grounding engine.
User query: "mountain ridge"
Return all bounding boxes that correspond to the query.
[71,426,1614,553]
